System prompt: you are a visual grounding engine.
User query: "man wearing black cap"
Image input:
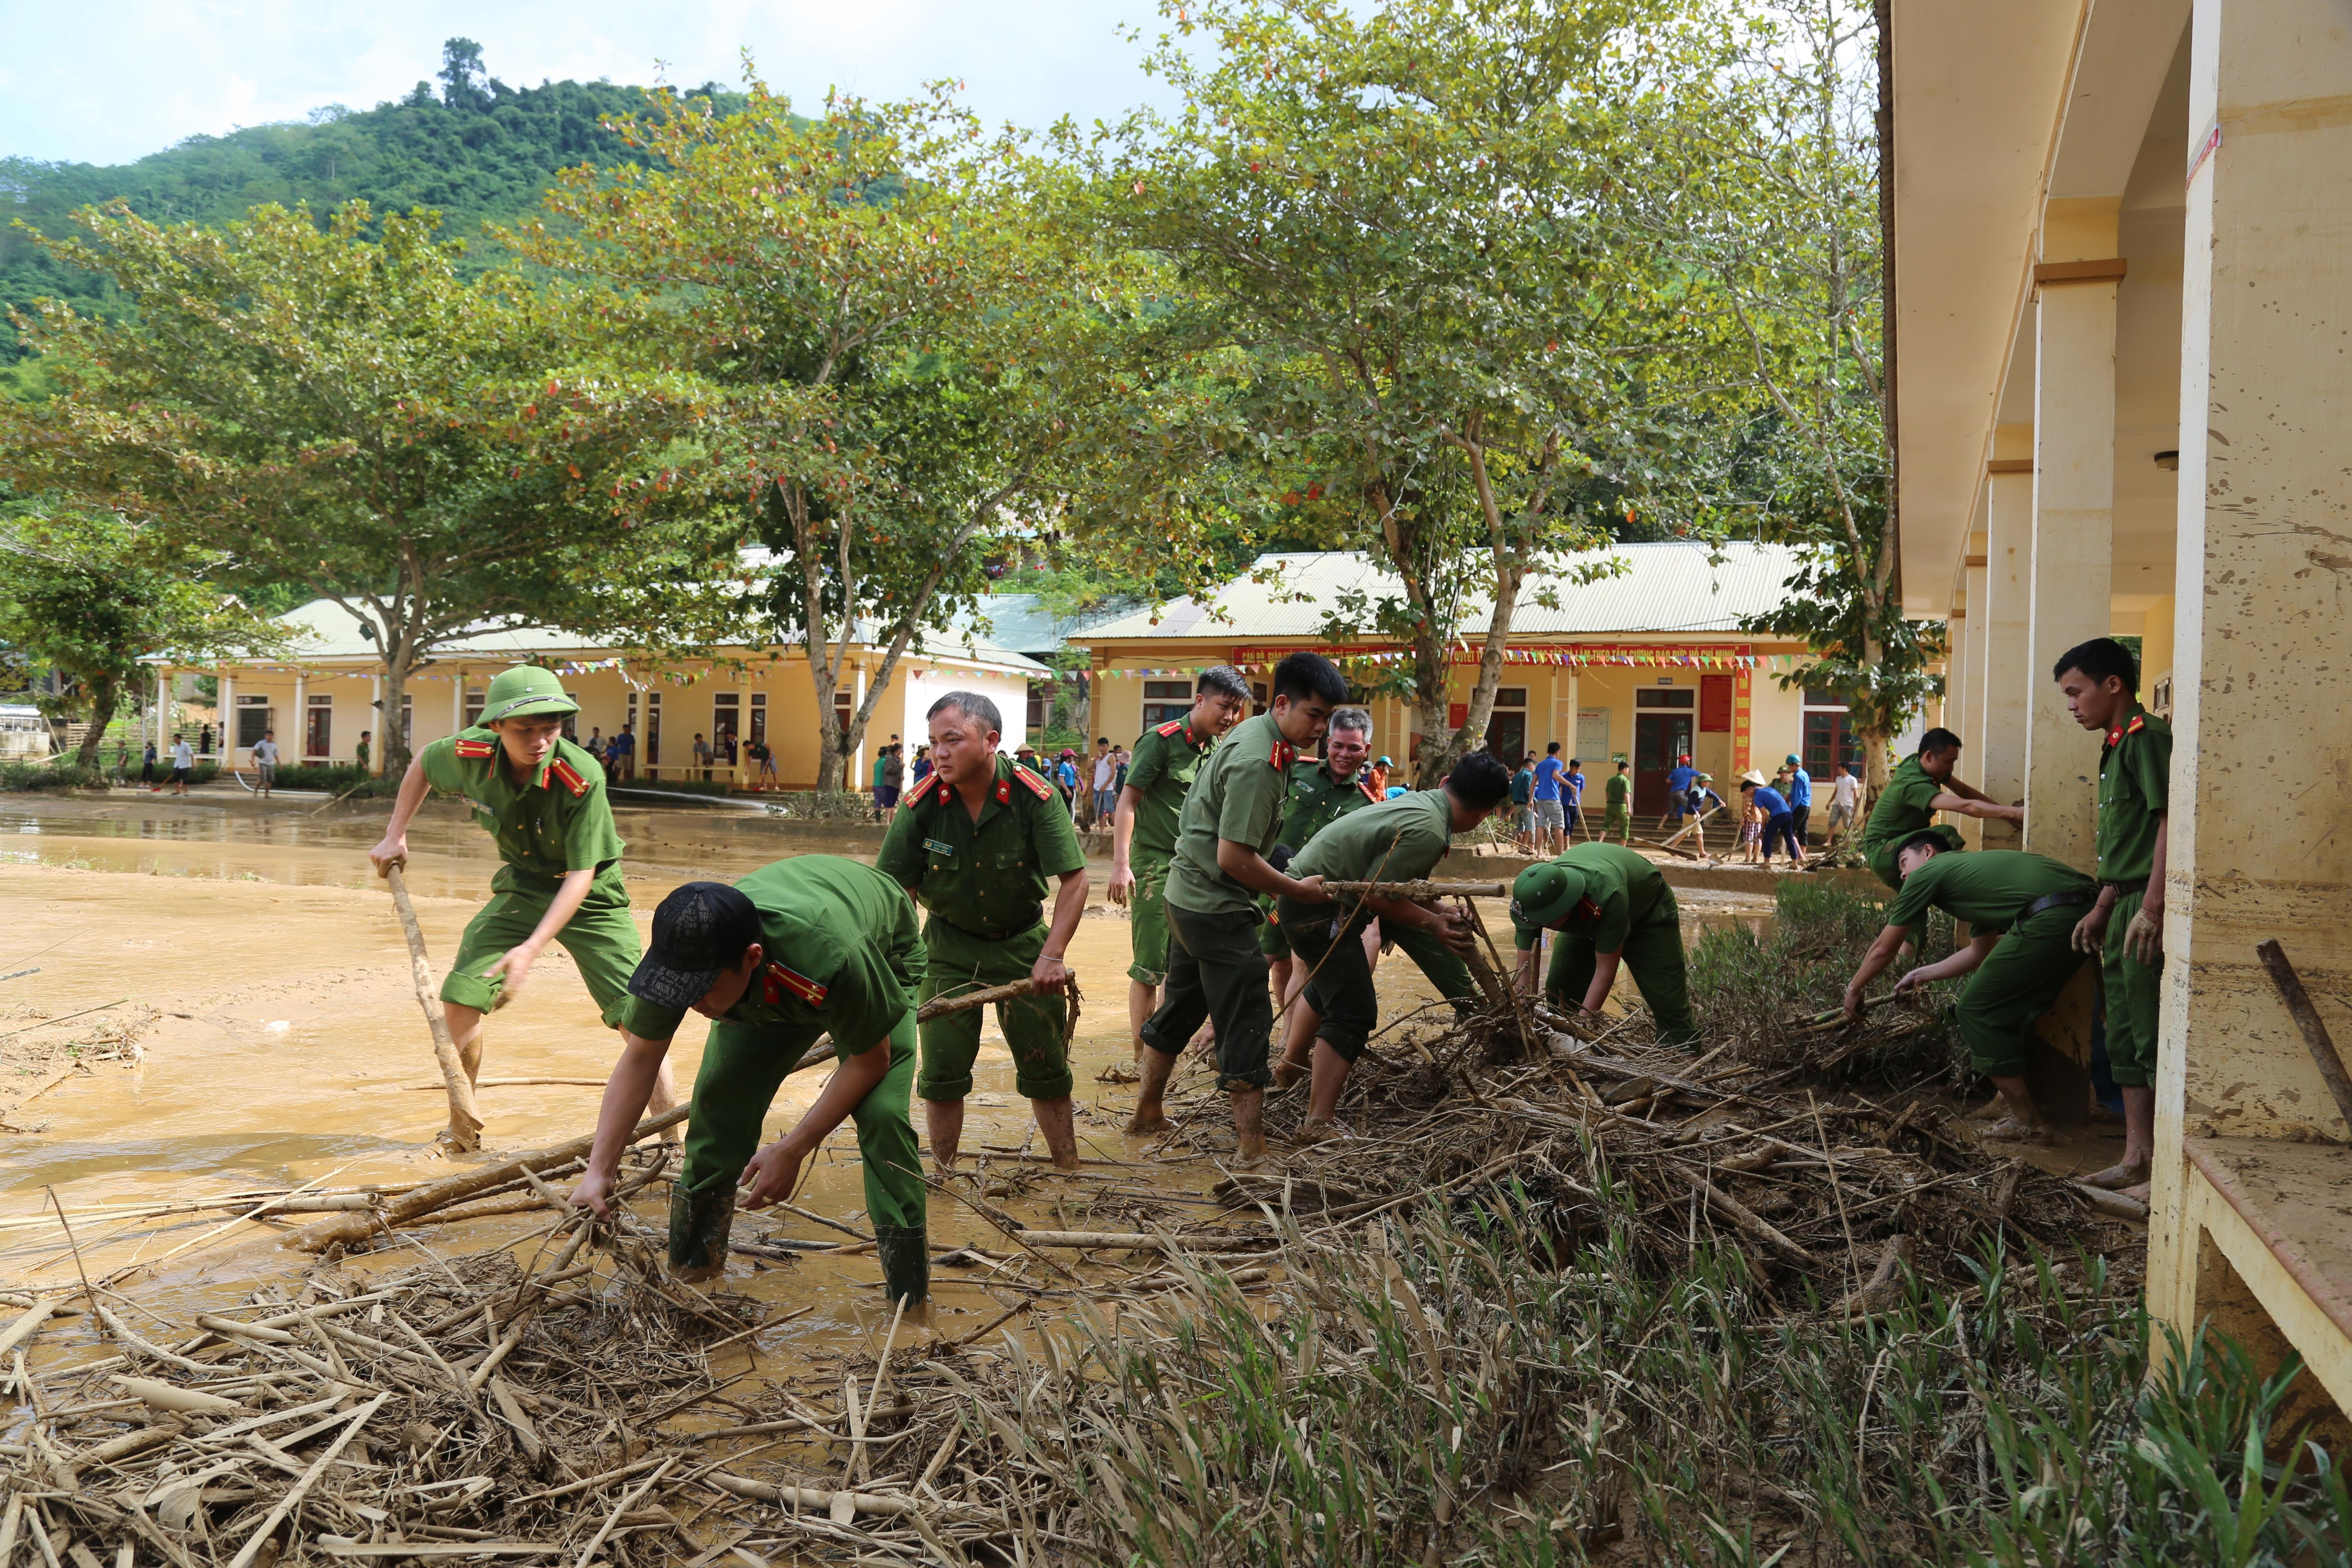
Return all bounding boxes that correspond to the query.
[1841,831,2097,1144]
[568,857,929,1303]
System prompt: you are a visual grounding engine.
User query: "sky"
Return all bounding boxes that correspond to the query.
[0,0,1183,167]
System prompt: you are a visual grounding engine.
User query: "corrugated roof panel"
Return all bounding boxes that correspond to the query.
[1076,542,1802,642]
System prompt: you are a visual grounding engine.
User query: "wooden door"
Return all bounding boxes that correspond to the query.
[1633,713,1693,815]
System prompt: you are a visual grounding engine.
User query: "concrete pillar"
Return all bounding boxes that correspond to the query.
[292,673,307,762]
[1976,453,2033,846]
[2023,209,2123,874]
[218,673,235,762]
[155,667,170,754]
[1958,545,1991,845]
[2147,0,2352,1394]
[451,667,466,739]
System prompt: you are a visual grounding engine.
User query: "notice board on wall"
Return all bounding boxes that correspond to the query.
[1699,673,1735,733]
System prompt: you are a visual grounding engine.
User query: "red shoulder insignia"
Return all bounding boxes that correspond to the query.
[1358,780,1382,802]
[1577,898,1601,920]
[548,758,590,797]
[1013,765,1054,802]
[452,738,495,760]
[761,961,829,1008]
[2126,714,2145,735]
[1155,719,1185,737]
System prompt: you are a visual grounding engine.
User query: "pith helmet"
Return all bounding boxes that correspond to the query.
[1510,862,1590,930]
[481,666,578,724]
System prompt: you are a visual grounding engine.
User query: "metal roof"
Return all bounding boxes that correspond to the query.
[957,592,1138,655]
[232,599,1049,676]
[1075,542,1805,644]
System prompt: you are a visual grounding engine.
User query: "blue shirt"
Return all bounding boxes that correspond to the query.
[1532,757,1564,802]
[1055,760,1078,787]
[1786,768,1812,807]
[1751,786,1790,817]
[1510,767,1534,804]
[1666,765,1697,795]
[1565,768,1585,802]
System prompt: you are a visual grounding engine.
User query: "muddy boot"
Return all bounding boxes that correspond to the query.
[668,1184,736,1284]
[875,1224,930,1307]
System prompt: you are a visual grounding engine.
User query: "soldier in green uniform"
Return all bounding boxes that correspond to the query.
[368,665,675,1128]
[1842,835,2098,1143]
[1109,668,1251,1056]
[1130,652,1349,1165]
[878,692,1089,1171]
[568,860,931,1304]
[1601,761,1633,844]
[1278,753,1515,1139]
[1509,842,1700,1047]
[1858,728,2025,889]
[1260,708,1480,1056]
[2054,637,2170,1195]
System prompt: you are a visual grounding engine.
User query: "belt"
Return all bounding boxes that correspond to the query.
[2099,878,2148,895]
[2022,890,2094,919]
[938,911,1043,942]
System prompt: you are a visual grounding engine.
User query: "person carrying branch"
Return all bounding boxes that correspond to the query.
[1276,751,1515,1141]
[2053,637,2170,1195]
[1842,833,2098,1143]
[1509,842,1700,1047]
[1858,727,2025,889]
[367,665,676,1129]
[570,860,931,1303]
[1109,667,1251,1058]
[878,691,1088,1172]
[1128,651,1348,1166]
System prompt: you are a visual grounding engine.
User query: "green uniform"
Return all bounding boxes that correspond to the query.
[1602,772,1633,843]
[2094,708,2171,1087]
[1258,758,1383,958]
[1861,755,1966,889]
[1885,849,2097,1078]
[1145,712,1297,1089]
[1280,790,1465,1060]
[1511,843,1697,1047]
[878,756,1087,1103]
[617,857,928,1302]
[1123,717,1216,985]
[420,728,638,1025]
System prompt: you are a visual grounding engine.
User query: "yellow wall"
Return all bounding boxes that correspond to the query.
[2139,593,2176,715]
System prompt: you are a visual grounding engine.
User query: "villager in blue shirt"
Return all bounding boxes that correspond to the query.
[1740,770,1807,869]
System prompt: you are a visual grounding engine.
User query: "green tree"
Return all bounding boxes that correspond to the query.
[0,200,724,774]
[1637,0,1929,791]
[1061,0,1694,780]
[521,79,1122,790]
[0,495,285,766]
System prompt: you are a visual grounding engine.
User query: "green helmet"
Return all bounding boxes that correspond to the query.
[480,665,578,725]
[1510,861,1590,930]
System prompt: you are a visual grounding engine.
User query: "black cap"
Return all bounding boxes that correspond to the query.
[628,882,762,1010]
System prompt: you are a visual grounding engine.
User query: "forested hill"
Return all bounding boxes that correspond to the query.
[0,40,741,365]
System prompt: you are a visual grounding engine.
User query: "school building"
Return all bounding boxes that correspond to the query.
[1076,543,1855,809]
[1892,0,2352,1410]
[190,599,1046,790]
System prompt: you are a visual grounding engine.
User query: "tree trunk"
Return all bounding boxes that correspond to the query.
[74,673,119,769]
[380,639,416,777]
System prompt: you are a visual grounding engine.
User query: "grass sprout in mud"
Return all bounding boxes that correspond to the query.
[931,1202,2350,1567]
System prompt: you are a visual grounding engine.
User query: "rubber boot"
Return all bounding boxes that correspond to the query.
[668,1183,736,1281]
[875,1223,930,1305]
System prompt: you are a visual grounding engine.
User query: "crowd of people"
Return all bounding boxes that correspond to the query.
[344,630,2163,1312]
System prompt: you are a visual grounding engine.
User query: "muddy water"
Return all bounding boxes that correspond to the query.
[16,789,1695,1365]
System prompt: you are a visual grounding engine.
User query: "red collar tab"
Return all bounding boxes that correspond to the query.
[548,757,590,797]
[1270,737,1296,770]
[762,961,829,1008]
[996,778,1012,804]
[935,779,956,807]
[453,737,495,760]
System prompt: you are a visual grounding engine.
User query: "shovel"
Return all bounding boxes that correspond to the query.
[385,864,486,1151]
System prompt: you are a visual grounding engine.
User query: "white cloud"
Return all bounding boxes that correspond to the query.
[1,0,1181,166]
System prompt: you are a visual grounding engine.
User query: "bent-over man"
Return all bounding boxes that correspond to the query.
[1842,834,2098,1144]
[570,860,930,1303]
[1510,842,1699,1047]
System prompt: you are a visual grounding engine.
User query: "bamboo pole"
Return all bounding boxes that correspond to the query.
[384,865,484,1151]
[2256,939,2352,1139]
[1317,879,1510,900]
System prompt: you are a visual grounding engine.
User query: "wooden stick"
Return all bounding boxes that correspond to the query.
[0,998,131,1042]
[396,1078,608,1091]
[1318,879,1510,900]
[570,1454,676,1568]
[778,976,1076,1077]
[385,864,485,1151]
[2256,939,2352,1139]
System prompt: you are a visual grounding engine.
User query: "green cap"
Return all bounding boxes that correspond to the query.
[1893,824,1968,873]
[1510,862,1590,929]
[480,665,578,725]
